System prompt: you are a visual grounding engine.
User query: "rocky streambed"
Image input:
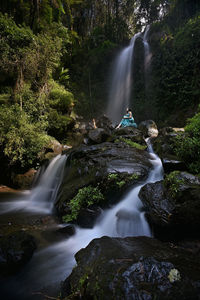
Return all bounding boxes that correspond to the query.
[0,117,200,299]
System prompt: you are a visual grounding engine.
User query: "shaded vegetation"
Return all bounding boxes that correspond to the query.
[174,109,200,174]
[62,185,104,222]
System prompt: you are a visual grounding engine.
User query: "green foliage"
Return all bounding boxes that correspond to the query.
[0,105,50,169]
[62,186,104,222]
[107,173,118,181]
[174,111,200,174]
[119,138,147,150]
[164,171,185,198]
[48,110,74,141]
[129,174,139,180]
[0,12,34,76]
[47,80,75,140]
[49,81,74,114]
[116,180,126,188]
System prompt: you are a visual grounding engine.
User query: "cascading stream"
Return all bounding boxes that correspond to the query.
[0,154,68,214]
[5,139,163,297]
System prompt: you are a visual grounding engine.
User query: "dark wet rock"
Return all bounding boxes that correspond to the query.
[76,206,102,228]
[139,172,200,239]
[138,120,158,137]
[152,127,187,173]
[96,115,114,132]
[0,231,37,276]
[88,128,111,144]
[61,236,200,299]
[114,127,146,146]
[56,225,76,236]
[162,156,186,173]
[115,127,141,136]
[57,141,152,215]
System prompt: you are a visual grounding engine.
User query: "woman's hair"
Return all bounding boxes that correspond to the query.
[128,108,132,112]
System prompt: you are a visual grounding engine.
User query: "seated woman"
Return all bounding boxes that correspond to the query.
[116,108,137,129]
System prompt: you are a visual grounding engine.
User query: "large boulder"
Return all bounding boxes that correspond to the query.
[114,127,146,146]
[76,206,102,228]
[95,115,114,132]
[0,231,37,276]
[139,171,200,239]
[57,141,152,217]
[88,128,111,144]
[138,120,158,137]
[61,236,200,299]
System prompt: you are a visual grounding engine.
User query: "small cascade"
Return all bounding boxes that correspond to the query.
[107,32,142,124]
[15,140,163,292]
[0,154,67,214]
[28,154,67,213]
[146,137,164,182]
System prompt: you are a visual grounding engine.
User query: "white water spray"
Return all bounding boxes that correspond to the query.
[107,33,142,124]
[107,26,151,125]
[0,154,67,214]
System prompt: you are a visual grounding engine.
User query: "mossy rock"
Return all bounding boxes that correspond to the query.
[61,236,200,299]
[139,171,200,239]
[57,141,152,216]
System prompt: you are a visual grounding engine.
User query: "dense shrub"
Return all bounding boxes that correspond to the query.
[62,186,104,223]
[0,105,50,169]
[174,110,200,174]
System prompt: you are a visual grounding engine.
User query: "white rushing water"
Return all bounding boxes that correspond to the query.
[106,32,142,124]
[107,26,151,125]
[16,139,164,292]
[0,154,67,214]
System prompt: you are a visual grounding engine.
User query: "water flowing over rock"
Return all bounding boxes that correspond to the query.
[0,154,68,215]
[107,26,151,125]
[107,33,142,124]
[139,172,200,239]
[61,236,200,299]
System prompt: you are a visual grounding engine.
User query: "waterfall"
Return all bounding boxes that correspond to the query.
[0,154,67,214]
[106,32,142,124]
[107,26,151,125]
[27,154,67,213]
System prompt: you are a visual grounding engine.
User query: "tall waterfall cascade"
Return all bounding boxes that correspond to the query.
[107,26,151,125]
